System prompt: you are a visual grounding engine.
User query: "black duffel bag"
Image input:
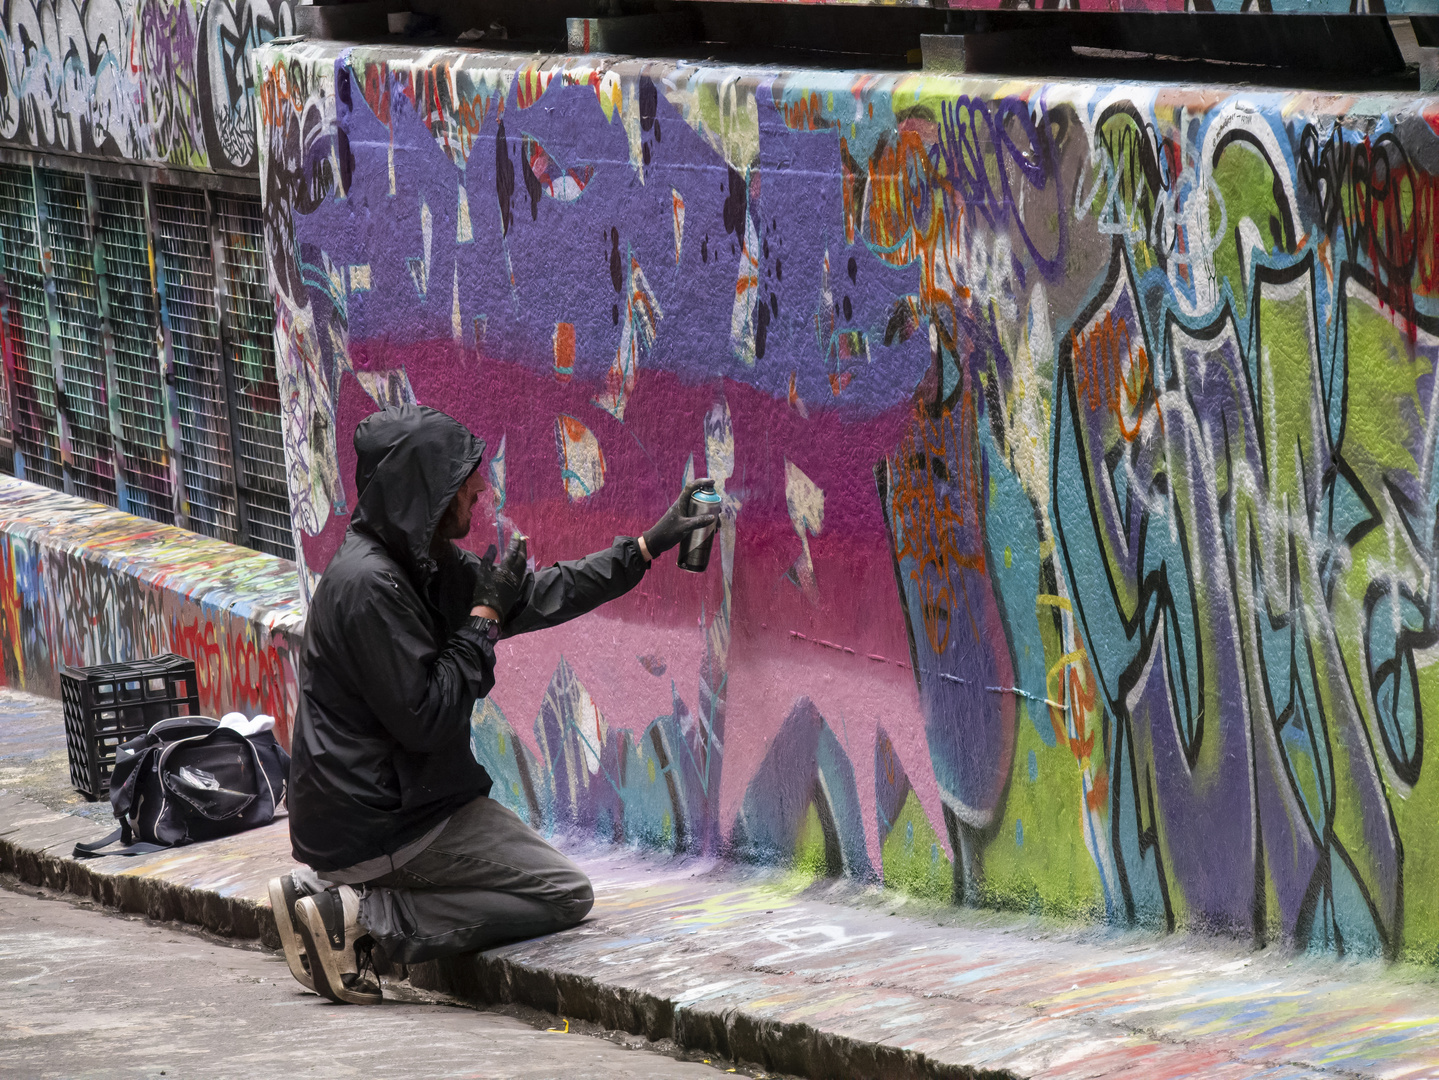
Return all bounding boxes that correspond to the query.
[73,715,289,858]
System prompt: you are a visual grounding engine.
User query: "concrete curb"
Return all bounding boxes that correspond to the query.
[0,790,1009,1080]
[412,956,1010,1080]
[0,828,283,951]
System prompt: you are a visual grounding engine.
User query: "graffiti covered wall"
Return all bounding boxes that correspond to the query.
[0,0,292,171]
[258,42,1439,963]
[0,475,302,731]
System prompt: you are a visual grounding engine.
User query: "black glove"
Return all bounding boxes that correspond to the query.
[472,534,528,622]
[642,479,718,558]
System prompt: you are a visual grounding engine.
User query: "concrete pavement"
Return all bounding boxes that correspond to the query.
[3,687,1438,1080]
[0,883,745,1079]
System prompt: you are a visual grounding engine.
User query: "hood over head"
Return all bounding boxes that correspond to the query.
[351,404,486,578]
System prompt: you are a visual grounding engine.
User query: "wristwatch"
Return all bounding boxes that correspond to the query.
[473,616,501,642]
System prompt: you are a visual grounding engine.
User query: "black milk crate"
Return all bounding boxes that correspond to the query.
[61,653,201,800]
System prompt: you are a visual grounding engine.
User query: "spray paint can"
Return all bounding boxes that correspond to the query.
[677,488,723,573]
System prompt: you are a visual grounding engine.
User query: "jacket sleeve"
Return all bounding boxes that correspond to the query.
[501,536,648,638]
[345,571,497,753]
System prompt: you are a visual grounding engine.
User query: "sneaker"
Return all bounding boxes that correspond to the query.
[267,873,316,992]
[294,886,383,1005]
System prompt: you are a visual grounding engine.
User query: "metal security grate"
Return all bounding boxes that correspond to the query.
[215,193,292,560]
[0,165,62,491]
[152,184,239,544]
[38,169,116,507]
[94,177,172,523]
[0,311,11,445]
[0,163,289,563]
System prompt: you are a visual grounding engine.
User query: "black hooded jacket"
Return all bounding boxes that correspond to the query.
[289,405,649,872]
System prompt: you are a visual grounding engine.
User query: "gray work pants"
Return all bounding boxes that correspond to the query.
[351,796,594,965]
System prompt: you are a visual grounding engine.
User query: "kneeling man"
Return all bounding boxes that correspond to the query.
[269,403,712,1003]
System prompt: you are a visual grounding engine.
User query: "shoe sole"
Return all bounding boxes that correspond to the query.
[294,896,382,1006]
[267,876,314,992]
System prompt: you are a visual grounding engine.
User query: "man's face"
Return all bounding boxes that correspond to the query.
[436,468,488,541]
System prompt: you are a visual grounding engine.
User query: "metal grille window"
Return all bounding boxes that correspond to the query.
[0,158,290,565]
[215,193,292,560]
[0,165,63,491]
[151,184,240,546]
[0,326,9,445]
[38,169,116,507]
[94,178,173,524]
[0,315,10,444]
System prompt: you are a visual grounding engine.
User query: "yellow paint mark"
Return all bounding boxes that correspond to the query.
[1004,546,1012,568]
[1035,594,1072,612]
[1047,649,1087,679]
[668,887,799,927]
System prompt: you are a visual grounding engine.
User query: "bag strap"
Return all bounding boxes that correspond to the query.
[72,827,170,859]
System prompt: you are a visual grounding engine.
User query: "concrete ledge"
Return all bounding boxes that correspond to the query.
[0,790,286,949]
[0,476,303,736]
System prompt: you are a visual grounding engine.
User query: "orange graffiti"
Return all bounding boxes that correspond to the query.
[1045,647,1110,813]
[864,128,940,269]
[888,394,985,655]
[257,58,310,129]
[1086,772,1109,811]
[168,617,296,738]
[553,322,575,384]
[1070,309,1162,441]
[779,91,834,133]
[409,65,497,162]
[880,737,899,787]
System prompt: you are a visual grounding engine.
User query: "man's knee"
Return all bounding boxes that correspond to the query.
[558,872,594,923]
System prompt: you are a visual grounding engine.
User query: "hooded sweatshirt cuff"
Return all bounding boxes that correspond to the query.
[614,535,648,574]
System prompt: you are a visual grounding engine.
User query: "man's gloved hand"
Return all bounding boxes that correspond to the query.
[642,479,718,559]
[471,534,528,622]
